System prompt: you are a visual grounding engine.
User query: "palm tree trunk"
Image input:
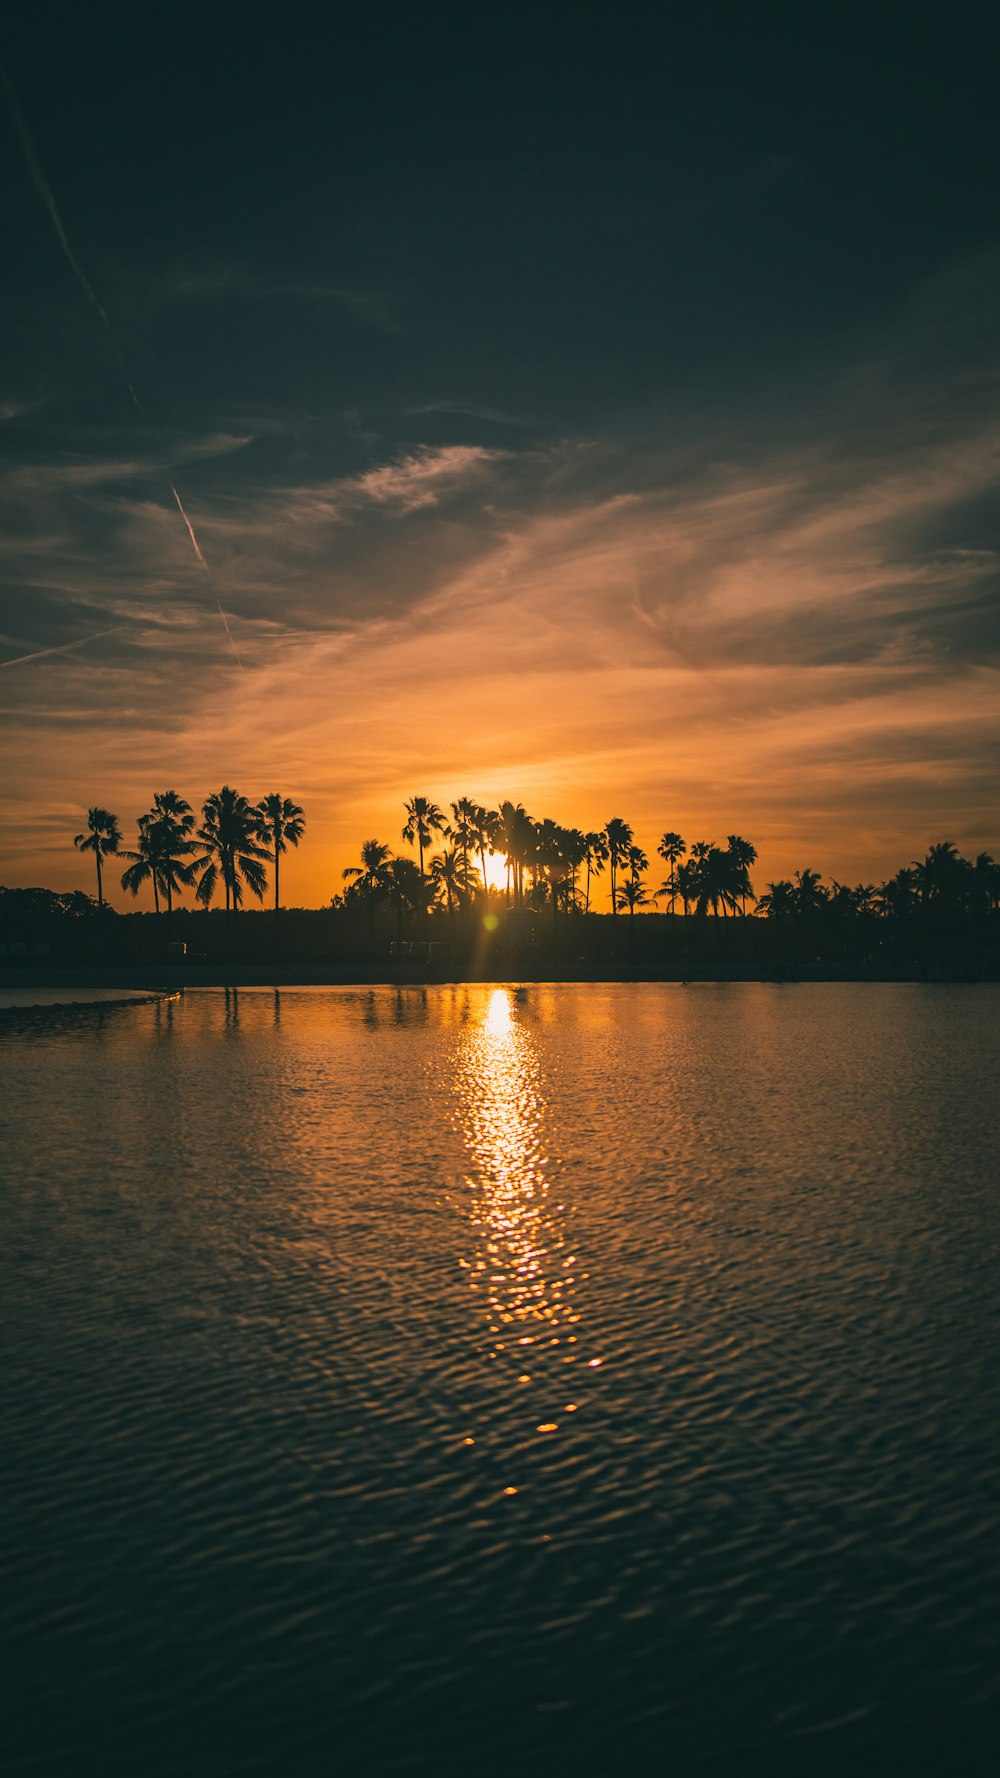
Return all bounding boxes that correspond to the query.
[274,843,280,950]
[152,875,160,918]
[585,857,591,915]
[95,850,104,911]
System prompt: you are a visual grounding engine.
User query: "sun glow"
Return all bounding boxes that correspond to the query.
[482,851,508,894]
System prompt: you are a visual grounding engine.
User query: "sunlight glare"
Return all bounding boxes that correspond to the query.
[485,987,512,1035]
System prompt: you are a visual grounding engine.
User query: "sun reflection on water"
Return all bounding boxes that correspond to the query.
[453,989,593,1417]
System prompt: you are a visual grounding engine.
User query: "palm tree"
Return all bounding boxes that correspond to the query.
[120,819,167,916]
[342,838,392,935]
[196,787,269,925]
[73,807,121,910]
[583,829,609,914]
[792,868,827,916]
[604,817,633,918]
[402,796,446,889]
[470,803,501,894]
[147,792,197,925]
[757,879,796,918]
[562,828,589,912]
[657,832,686,913]
[685,840,715,915]
[429,846,476,928]
[120,799,198,924]
[626,842,648,882]
[674,858,698,917]
[534,818,572,934]
[498,800,534,907]
[726,835,757,914]
[876,867,917,921]
[256,793,306,940]
[914,841,971,914]
[692,845,739,917]
[447,798,478,888]
[385,855,429,940]
[614,876,650,927]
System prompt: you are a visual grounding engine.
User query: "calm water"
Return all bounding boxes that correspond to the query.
[2,984,999,1775]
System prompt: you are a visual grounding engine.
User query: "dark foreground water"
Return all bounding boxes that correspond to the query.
[2,984,999,1776]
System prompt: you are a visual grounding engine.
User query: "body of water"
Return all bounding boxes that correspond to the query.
[3,984,998,1774]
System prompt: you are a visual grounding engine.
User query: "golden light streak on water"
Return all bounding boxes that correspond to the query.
[452,988,592,1397]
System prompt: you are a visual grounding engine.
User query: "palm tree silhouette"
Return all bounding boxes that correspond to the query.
[534,818,572,934]
[470,803,501,893]
[626,842,648,883]
[120,821,165,916]
[73,807,121,910]
[121,807,195,921]
[656,831,686,913]
[674,858,697,916]
[604,817,633,918]
[196,787,269,925]
[146,792,197,926]
[447,798,477,889]
[385,855,428,941]
[914,840,971,914]
[583,830,609,914]
[429,846,475,929]
[402,796,445,889]
[498,801,534,907]
[876,867,917,920]
[684,842,739,917]
[792,868,827,915]
[561,828,588,913]
[726,835,757,913]
[614,876,650,926]
[343,839,392,935]
[256,793,306,940]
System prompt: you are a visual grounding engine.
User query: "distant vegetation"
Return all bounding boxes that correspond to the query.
[1,787,998,978]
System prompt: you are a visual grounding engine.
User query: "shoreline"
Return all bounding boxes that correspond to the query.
[3,961,995,993]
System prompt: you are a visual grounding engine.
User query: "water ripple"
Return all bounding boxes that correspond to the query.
[2,983,999,1775]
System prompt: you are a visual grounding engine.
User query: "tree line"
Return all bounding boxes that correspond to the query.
[338,798,759,932]
[73,789,304,926]
[69,789,1000,933]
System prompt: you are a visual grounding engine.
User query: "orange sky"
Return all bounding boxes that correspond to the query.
[3,11,999,918]
[4,412,998,913]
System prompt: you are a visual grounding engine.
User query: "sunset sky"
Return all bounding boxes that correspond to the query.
[2,3,998,910]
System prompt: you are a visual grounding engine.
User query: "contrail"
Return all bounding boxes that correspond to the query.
[0,625,126,669]
[170,483,247,677]
[1,66,246,674]
[1,69,113,335]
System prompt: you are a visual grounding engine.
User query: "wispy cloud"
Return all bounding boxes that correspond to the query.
[404,400,538,427]
[2,256,999,898]
[352,445,506,513]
